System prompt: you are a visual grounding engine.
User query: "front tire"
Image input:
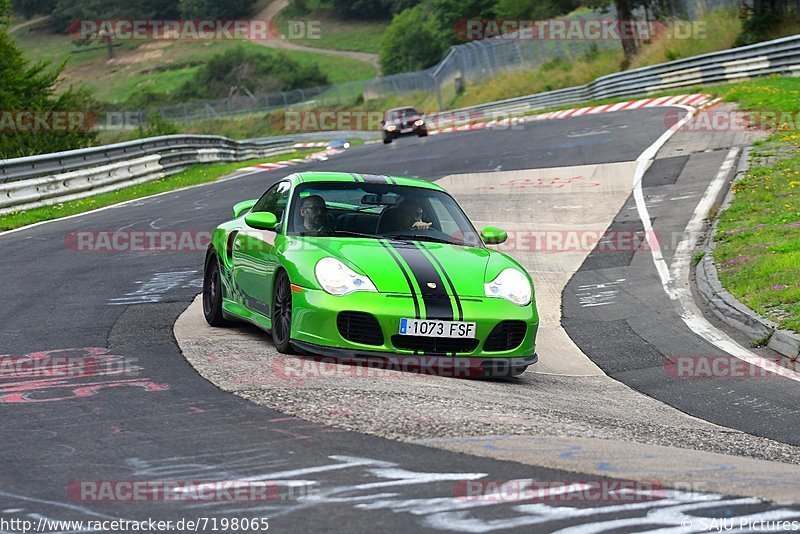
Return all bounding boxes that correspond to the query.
[382,135,392,144]
[203,252,232,327]
[272,270,293,353]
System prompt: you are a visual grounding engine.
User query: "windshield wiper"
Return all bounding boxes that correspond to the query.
[387,234,462,246]
[316,230,376,239]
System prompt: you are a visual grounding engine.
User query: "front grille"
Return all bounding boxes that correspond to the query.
[337,312,383,346]
[483,321,527,352]
[391,335,479,354]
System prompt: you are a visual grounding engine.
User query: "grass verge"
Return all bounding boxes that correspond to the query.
[710,77,800,332]
[0,151,306,232]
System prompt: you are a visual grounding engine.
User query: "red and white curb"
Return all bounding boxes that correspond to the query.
[292,141,328,148]
[238,148,343,173]
[427,93,718,135]
[530,93,716,121]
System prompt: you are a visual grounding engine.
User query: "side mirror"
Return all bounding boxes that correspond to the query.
[233,199,258,218]
[245,211,278,230]
[481,226,507,245]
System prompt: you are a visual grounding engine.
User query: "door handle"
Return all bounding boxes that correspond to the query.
[233,239,242,250]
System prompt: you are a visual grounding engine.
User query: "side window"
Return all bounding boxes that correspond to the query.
[253,181,291,225]
[428,197,460,236]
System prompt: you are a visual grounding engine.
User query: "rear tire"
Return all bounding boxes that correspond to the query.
[203,252,233,327]
[272,270,293,354]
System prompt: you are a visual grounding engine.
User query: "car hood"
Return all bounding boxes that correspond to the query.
[289,237,494,297]
[387,115,421,125]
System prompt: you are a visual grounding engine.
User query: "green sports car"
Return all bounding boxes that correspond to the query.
[203,171,538,377]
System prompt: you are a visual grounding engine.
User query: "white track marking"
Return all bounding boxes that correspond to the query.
[632,106,800,382]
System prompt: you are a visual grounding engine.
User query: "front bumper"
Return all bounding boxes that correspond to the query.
[292,341,536,378]
[290,287,538,366]
[384,125,427,138]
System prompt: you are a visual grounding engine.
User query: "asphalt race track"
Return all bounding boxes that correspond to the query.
[2,108,800,532]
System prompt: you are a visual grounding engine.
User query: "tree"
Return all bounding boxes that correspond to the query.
[614,0,638,64]
[430,0,497,45]
[0,25,97,158]
[495,0,581,19]
[379,4,445,74]
[585,0,648,65]
[330,0,393,20]
[12,0,57,19]
[51,0,181,33]
[179,0,256,19]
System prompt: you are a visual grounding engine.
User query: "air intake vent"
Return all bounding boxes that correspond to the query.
[337,312,383,346]
[483,321,527,352]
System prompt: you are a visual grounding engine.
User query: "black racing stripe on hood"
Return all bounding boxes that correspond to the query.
[350,173,363,182]
[390,242,453,321]
[379,241,420,319]
[419,242,463,321]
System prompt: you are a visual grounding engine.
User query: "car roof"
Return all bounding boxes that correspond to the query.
[293,171,445,192]
[385,107,419,114]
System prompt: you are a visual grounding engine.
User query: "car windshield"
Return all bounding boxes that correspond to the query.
[287,182,482,247]
[387,108,419,120]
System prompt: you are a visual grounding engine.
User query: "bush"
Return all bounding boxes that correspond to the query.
[735,10,780,46]
[176,46,329,101]
[137,113,179,138]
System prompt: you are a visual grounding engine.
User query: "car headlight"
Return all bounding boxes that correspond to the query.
[386,124,398,131]
[315,257,377,296]
[414,119,424,126]
[484,268,532,306]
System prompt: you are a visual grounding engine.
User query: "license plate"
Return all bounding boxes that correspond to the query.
[400,127,413,133]
[399,318,476,338]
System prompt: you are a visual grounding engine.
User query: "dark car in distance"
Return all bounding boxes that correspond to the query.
[381,107,428,144]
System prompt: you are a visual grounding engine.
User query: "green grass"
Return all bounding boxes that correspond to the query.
[453,50,623,109]
[11,19,376,105]
[275,2,387,54]
[710,77,800,333]
[0,151,306,231]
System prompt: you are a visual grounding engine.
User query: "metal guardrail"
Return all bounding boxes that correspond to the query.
[429,34,800,124]
[0,135,296,215]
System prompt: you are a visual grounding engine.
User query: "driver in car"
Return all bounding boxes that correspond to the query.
[398,199,432,230]
[300,195,335,232]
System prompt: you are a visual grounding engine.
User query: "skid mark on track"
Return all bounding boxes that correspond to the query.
[576,279,626,308]
[108,270,201,305]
